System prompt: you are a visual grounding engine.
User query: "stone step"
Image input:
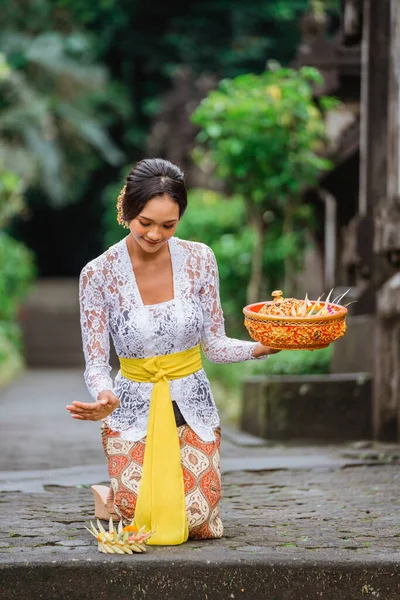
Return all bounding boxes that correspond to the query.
[1,555,399,600]
[22,278,80,310]
[19,278,84,367]
[2,467,400,600]
[19,278,120,367]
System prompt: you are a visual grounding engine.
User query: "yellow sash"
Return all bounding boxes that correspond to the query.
[119,345,202,545]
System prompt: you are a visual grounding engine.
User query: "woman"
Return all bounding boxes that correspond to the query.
[66,158,277,545]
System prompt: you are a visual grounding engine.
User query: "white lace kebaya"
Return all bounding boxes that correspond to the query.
[79,236,265,442]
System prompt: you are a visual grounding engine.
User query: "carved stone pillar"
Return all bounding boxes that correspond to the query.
[356,0,390,314]
[374,274,400,439]
[372,0,400,440]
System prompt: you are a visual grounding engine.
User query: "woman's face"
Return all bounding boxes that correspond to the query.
[128,194,180,254]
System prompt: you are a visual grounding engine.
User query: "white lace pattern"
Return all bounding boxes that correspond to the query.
[79,236,264,442]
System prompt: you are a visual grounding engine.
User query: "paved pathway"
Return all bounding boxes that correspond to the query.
[0,369,369,490]
[1,370,400,599]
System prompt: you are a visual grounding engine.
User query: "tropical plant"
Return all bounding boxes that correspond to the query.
[191,65,339,303]
[0,320,24,387]
[0,232,36,322]
[0,18,125,206]
[0,53,37,384]
[0,62,36,322]
[0,225,36,386]
[0,167,25,229]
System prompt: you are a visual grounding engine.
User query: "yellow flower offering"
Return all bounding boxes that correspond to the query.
[85,518,153,554]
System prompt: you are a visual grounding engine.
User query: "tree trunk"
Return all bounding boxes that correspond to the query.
[283,199,297,296]
[246,205,265,305]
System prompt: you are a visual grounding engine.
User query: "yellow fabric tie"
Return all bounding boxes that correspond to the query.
[119,345,202,545]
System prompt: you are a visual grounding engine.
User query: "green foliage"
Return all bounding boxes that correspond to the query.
[2,0,342,278]
[0,13,125,206]
[0,320,23,353]
[176,189,246,245]
[269,0,340,21]
[191,66,339,298]
[58,0,312,75]
[0,109,36,380]
[192,66,337,206]
[254,345,333,375]
[0,167,24,228]
[0,232,36,321]
[0,195,35,383]
[55,0,341,159]
[0,321,24,386]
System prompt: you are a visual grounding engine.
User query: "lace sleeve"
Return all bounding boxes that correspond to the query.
[79,263,114,399]
[199,246,263,364]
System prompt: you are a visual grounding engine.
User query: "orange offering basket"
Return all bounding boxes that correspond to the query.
[243,290,347,350]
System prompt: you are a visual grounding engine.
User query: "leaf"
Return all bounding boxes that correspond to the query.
[299,66,323,84]
[89,521,97,534]
[26,32,106,87]
[21,124,65,204]
[207,124,222,138]
[84,525,98,539]
[97,520,106,535]
[58,103,125,166]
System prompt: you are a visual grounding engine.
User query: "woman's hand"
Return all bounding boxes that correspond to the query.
[252,343,281,358]
[66,390,120,421]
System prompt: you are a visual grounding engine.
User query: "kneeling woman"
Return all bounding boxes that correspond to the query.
[67,158,277,545]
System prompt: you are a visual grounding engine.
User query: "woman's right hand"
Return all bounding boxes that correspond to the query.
[252,343,281,358]
[66,390,120,421]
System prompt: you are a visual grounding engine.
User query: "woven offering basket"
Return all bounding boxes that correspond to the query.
[243,290,347,350]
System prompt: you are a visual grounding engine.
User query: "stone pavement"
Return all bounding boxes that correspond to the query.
[1,370,400,599]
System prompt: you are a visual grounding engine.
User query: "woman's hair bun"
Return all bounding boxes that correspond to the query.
[118,158,187,226]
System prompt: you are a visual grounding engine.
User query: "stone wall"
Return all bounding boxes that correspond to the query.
[241,373,372,442]
[330,314,376,373]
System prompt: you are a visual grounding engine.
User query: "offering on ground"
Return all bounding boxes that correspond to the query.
[85,518,153,554]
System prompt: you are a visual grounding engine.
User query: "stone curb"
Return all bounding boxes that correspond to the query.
[1,558,400,600]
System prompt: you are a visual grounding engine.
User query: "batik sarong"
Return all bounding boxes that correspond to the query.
[101,424,223,540]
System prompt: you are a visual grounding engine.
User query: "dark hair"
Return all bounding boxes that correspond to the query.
[122,158,187,223]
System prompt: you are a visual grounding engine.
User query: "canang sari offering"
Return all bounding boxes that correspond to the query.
[243,289,350,350]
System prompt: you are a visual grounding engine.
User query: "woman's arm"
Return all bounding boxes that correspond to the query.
[66,263,119,420]
[78,263,115,398]
[199,246,278,363]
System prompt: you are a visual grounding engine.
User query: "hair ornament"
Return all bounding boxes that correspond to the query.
[116,184,129,229]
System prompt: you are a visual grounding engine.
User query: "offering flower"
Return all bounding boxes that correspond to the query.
[85,518,153,554]
[259,289,351,319]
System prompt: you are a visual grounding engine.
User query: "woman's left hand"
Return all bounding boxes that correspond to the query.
[252,343,281,358]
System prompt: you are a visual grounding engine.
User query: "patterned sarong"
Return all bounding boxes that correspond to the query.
[101,424,223,540]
